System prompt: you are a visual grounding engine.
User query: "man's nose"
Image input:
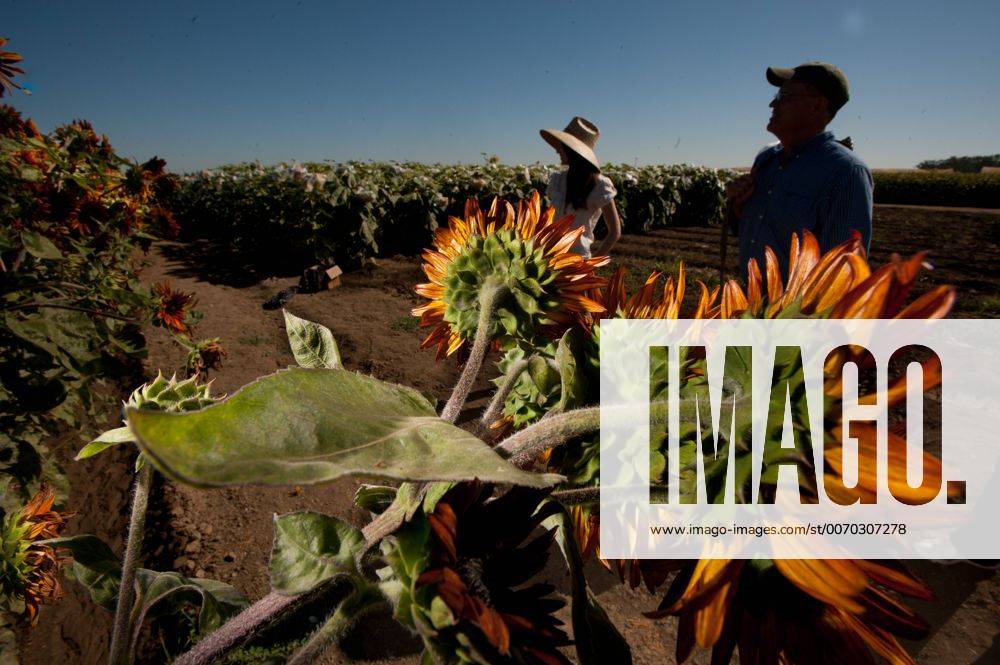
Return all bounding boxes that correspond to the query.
[769,97,778,109]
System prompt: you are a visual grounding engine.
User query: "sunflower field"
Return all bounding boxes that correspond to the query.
[168,161,733,271]
[0,107,180,508]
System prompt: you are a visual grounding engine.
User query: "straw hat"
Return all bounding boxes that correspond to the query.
[540,116,601,169]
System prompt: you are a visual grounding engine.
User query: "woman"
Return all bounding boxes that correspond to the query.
[540,116,622,258]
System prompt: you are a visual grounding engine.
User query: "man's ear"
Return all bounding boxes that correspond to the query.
[814,96,833,123]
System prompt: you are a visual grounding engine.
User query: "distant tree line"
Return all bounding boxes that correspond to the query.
[917,154,1000,173]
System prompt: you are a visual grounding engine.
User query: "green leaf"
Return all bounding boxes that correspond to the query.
[19,230,63,260]
[283,310,342,369]
[76,426,134,460]
[544,505,633,665]
[4,309,100,372]
[131,569,247,640]
[127,367,560,488]
[354,485,398,515]
[555,328,587,411]
[43,534,122,609]
[269,511,365,595]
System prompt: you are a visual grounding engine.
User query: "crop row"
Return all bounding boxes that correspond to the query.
[873,170,1000,208]
[169,161,733,270]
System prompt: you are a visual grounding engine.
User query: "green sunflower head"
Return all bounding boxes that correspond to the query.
[125,371,218,413]
[442,229,559,347]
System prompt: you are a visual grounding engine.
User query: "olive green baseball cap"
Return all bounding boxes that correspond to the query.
[766,61,850,113]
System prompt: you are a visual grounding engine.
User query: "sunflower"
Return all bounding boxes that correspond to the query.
[644,557,933,664]
[186,337,227,380]
[389,482,572,664]
[637,230,956,664]
[152,281,194,334]
[413,191,608,360]
[0,485,72,624]
[0,106,40,139]
[0,38,25,97]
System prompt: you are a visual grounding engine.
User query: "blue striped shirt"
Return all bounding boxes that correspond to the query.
[737,131,873,279]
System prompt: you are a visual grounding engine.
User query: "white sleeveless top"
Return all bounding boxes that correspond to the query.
[546,171,617,258]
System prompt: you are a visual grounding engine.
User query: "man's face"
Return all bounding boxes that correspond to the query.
[767,79,828,138]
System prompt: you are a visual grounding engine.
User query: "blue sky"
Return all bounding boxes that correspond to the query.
[5,0,999,171]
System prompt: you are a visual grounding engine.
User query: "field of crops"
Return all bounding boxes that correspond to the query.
[170,161,732,271]
[873,170,1000,208]
[169,162,1000,278]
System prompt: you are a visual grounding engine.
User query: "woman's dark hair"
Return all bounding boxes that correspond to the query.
[564,149,600,210]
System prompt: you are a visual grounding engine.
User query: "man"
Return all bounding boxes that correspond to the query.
[727,62,873,279]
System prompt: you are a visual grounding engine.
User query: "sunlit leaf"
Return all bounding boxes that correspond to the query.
[76,426,133,460]
[128,367,560,488]
[283,309,342,369]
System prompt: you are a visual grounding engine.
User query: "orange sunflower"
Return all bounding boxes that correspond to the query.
[152,281,194,334]
[413,191,608,359]
[635,230,956,664]
[0,37,25,97]
[532,230,955,664]
[0,485,73,624]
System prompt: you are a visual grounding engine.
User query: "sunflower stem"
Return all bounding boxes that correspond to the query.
[172,591,303,665]
[440,281,508,424]
[287,581,386,665]
[108,461,152,665]
[477,356,530,439]
[551,486,601,505]
[498,407,601,468]
[172,554,387,665]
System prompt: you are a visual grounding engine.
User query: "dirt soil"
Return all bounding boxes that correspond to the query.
[26,206,1000,664]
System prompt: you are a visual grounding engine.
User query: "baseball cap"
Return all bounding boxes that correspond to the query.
[766,61,850,114]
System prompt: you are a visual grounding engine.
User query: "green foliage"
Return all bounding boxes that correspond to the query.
[76,372,221,461]
[45,534,247,643]
[169,161,734,272]
[44,534,121,608]
[282,309,342,369]
[0,108,177,499]
[126,367,562,488]
[873,170,1000,207]
[268,512,364,595]
[917,154,1000,173]
[544,504,632,665]
[497,329,589,430]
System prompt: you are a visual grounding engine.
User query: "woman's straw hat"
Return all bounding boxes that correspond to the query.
[540,116,601,169]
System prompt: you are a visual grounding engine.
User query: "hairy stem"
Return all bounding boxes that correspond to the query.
[552,486,601,505]
[172,591,303,665]
[287,582,386,665]
[440,281,508,423]
[108,462,152,665]
[173,513,395,665]
[497,407,601,468]
[476,357,530,438]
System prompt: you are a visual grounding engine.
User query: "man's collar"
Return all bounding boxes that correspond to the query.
[778,130,834,160]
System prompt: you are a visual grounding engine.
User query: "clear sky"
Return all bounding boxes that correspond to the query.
[5,0,999,172]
